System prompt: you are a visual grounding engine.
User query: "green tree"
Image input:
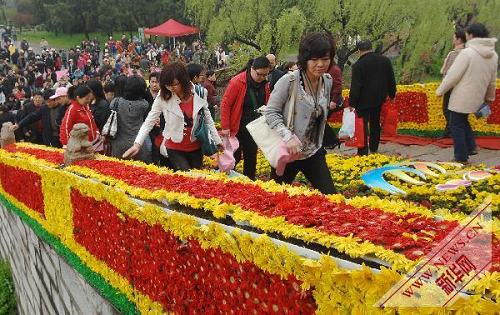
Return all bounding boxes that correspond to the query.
[186,0,304,57]
[0,0,7,24]
[298,0,416,71]
[398,0,500,82]
[30,0,187,36]
[42,0,98,37]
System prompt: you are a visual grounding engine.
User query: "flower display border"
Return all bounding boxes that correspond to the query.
[0,145,499,314]
[3,144,499,269]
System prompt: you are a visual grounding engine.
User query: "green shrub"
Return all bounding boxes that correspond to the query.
[0,260,16,315]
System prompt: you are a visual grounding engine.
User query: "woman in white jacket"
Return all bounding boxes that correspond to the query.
[436,23,498,163]
[123,63,222,170]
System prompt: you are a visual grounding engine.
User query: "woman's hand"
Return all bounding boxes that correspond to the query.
[220,129,230,137]
[286,136,302,155]
[217,143,224,152]
[122,143,141,159]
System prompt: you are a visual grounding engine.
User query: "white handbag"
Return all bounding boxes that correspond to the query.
[246,76,297,168]
[102,99,118,138]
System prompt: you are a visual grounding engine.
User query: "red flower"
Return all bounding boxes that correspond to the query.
[71,189,317,313]
[0,163,45,216]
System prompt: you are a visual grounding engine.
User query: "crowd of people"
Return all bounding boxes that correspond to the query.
[0,22,497,193]
[0,31,227,167]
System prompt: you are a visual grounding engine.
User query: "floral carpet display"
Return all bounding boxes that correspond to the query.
[328,81,500,137]
[0,143,498,314]
[219,152,500,217]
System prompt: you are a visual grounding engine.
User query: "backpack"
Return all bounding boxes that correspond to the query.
[102,98,119,138]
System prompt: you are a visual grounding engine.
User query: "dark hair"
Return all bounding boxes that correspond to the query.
[241,56,271,73]
[280,61,297,72]
[356,40,372,52]
[149,72,160,81]
[159,62,192,101]
[207,70,215,77]
[68,85,92,100]
[43,89,55,100]
[252,57,270,70]
[0,104,8,112]
[297,32,336,70]
[104,81,115,93]
[466,23,489,38]
[114,75,128,98]
[32,90,43,97]
[124,75,147,101]
[454,28,467,43]
[86,79,105,101]
[186,63,204,81]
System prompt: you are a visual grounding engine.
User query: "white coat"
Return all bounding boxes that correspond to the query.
[134,92,221,147]
[436,37,498,113]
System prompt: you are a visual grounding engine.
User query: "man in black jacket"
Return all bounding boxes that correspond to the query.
[12,89,61,147]
[266,54,284,92]
[349,40,396,155]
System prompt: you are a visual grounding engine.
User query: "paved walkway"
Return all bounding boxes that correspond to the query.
[336,142,499,166]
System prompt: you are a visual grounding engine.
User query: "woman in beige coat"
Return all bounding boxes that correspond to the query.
[436,23,498,163]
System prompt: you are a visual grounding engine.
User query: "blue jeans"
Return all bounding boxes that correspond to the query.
[449,111,476,162]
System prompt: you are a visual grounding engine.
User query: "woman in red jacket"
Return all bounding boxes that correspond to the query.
[220,57,270,180]
[59,85,98,147]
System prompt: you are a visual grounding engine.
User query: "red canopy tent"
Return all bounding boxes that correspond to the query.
[144,19,199,38]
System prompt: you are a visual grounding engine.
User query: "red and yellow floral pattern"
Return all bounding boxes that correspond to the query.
[329,81,500,135]
[0,143,498,314]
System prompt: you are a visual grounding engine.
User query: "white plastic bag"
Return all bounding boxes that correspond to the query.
[338,108,355,139]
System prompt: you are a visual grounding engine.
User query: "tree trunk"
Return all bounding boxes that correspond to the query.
[337,46,358,71]
[270,33,278,55]
[381,38,401,55]
[79,14,90,40]
[0,8,7,24]
[234,35,261,51]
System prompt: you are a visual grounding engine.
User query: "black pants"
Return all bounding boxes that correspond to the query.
[443,90,452,136]
[357,107,382,156]
[234,127,258,180]
[271,148,336,194]
[166,148,203,171]
[449,111,476,162]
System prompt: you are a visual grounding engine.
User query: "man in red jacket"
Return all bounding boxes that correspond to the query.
[220,57,270,179]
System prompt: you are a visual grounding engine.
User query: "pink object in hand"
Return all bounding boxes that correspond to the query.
[218,136,239,173]
[275,135,302,176]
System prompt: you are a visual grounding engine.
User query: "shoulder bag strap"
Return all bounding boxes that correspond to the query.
[285,72,298,130]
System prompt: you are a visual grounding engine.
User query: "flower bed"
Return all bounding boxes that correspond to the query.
[328,81,500,136]
[217,151,499,217]
[0,143,498,314]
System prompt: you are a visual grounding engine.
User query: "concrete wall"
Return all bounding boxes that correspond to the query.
[0,203,120,315]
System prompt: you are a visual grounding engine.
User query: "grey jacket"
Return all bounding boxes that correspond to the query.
[111,97,152,162]
[264,70,332,148]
